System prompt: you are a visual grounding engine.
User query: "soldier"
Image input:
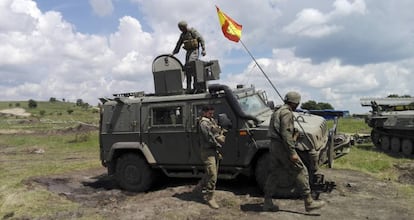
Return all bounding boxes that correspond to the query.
[193,105,224,209]
[171,21,206,92]
[263,91,326,212]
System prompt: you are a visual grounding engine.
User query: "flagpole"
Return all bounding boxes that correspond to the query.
[238,39,284,102]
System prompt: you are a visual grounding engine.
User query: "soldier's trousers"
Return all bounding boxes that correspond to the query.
[185,49,199,91]
[199,148,218,193]
[264,139,311,198]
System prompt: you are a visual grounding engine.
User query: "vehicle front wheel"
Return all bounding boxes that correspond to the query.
[115,153,155,192]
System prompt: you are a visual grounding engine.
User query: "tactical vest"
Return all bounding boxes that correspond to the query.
[182,29,199,50]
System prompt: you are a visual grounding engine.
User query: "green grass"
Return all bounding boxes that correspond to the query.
[0,131,101,219]
[327,117,371,134]
[0,100,101,219]
[0,100,99,131]
[327,117,414,201]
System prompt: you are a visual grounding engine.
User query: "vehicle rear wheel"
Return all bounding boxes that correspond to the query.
[390,137,401,153]
[380,136,390,151]
[401,139,413,156]
[255,153,271,193]
[115,153,155,192]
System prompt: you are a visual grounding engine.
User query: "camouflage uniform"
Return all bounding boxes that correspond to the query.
[172,24,205,92]
[265,104,311,198]
[172,27,205,64]
[196,116,222,209]
[198,116,222,192]
[263,98,325,212]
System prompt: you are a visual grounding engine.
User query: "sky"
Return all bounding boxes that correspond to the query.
[1,0,414,114]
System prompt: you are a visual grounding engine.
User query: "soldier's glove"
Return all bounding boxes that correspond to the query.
[216,151,223,160]
[201,50,206,56]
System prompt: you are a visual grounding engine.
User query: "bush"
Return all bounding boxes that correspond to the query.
[39,110,46,116]
[28,99,37,108]
[67,109,74,114]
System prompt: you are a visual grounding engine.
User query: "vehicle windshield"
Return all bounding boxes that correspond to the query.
[237,94,269,115]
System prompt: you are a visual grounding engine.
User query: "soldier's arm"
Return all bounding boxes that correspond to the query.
[192,29,205,51]
[172,35,183,54]
[279,111,297,156]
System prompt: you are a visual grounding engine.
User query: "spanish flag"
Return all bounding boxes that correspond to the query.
[216,6,242,42]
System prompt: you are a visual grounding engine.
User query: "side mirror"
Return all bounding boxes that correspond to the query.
[218,113,232,129]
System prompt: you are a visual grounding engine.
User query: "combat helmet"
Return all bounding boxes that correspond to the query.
[178,21,187,28]
[284,91,301,104]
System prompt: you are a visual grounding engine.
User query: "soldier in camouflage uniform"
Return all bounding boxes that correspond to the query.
[193,105,223,209]
[263,91,326,212]
[172,21,206,92]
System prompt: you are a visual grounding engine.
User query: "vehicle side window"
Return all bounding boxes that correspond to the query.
[152,106,183,126]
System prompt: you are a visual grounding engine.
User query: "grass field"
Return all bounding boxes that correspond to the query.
[0,101,101,218]
[0,101,413,219]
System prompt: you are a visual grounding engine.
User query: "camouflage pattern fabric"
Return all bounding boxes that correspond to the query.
[265,104,311,197]
[198,116,222,193]
[173,28,205,64]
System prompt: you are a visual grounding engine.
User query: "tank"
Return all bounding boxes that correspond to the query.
[361,98,414,156]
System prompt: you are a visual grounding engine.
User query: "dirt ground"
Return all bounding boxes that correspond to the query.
[27,164,414,220]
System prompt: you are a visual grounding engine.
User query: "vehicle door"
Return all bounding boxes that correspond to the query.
[147,103,190,165]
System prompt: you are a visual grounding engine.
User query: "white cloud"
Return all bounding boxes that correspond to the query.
[332,0,366,16]
[89,0,113,17]
[283,0,366,38]
[282,8,341,37]
[1,0,414,115]
[222,48,414,113]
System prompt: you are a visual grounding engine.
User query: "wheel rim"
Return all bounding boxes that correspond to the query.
[380,136,390,151]
[401,139,413,156]
[390,137,401,153]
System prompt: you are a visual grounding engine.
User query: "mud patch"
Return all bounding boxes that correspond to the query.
[25,167,414,220]
[395,162,414,185]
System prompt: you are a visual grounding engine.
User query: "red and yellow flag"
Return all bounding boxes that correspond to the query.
[216,6,242,42]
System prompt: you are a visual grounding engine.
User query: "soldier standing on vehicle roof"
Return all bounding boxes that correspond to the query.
[171,21,206,93]
[193,105,224,209]
[263,91,326,212]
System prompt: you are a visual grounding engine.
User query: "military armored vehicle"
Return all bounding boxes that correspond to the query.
[99,54,352,194]
[361,98,414,156]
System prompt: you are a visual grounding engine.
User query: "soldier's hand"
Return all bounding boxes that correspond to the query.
[290,153,299,163]
[217,152,223,160]
[201,50,206,56]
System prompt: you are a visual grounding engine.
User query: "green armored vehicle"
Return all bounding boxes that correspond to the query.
[361,98,414,156]
[99,55,352,194]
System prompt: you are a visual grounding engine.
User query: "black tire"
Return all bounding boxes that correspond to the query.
[390,137,401,153]
[401,139,413,156]
[380,135,390,151]
[115,153,155,192]
[255,153,270,193]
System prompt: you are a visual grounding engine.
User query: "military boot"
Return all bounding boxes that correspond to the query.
[263,197,279,212]
[304,194,326,212]
[205,192,219,209]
